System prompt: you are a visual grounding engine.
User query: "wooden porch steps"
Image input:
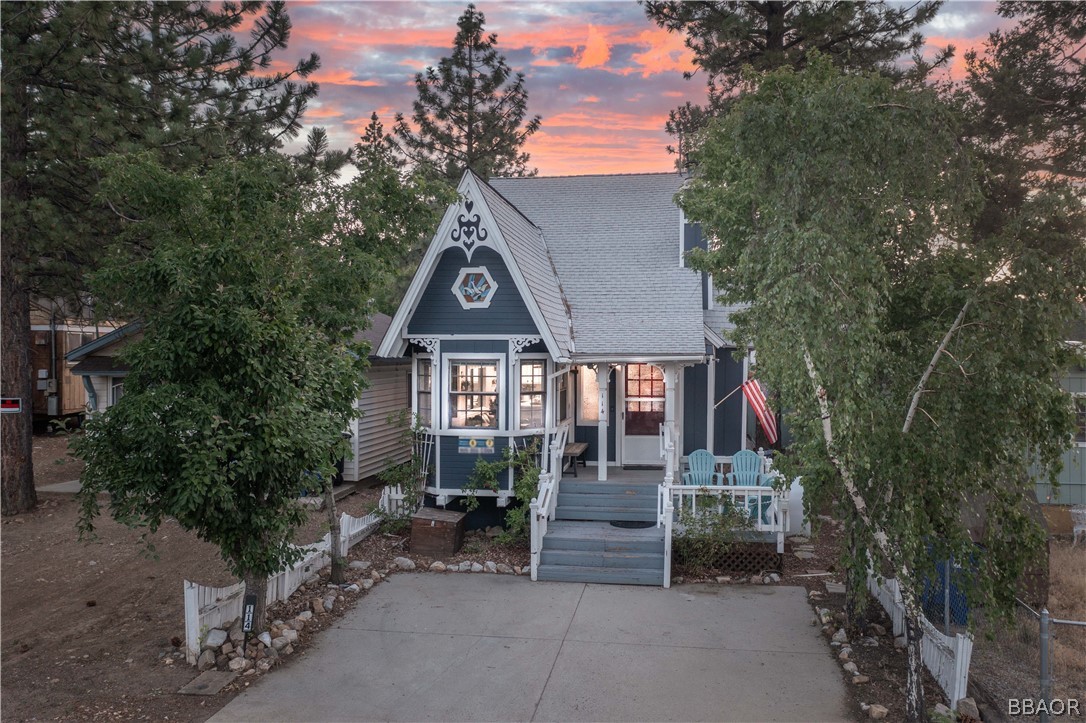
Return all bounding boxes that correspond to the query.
[538,483,667,586]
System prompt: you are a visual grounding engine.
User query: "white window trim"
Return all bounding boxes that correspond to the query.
[441,352,507,433]
[413,354,434,430]
[514,354,548,433]
[110,376,125,406]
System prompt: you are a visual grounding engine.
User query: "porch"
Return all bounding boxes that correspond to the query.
[530,439,789,588]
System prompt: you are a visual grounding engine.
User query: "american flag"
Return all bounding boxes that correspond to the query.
[742,379,779,446]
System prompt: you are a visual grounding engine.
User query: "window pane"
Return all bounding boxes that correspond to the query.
[449,361,499,429]
[626,400,663,435]
[519,361,546,429]
[417,360,432,426]
[579,366,600,423]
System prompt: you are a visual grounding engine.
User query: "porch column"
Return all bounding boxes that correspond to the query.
[706,352,716,455]
[595,364,609,481]
[663,363,678,484]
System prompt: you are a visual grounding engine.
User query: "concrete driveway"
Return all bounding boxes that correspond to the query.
[210,574,849,722]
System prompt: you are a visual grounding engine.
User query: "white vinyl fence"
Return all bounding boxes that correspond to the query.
[867,573,974,707]
[379,484,420,516]
[184,510,380,664]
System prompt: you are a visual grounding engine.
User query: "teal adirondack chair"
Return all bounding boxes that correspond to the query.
[726,450,776,525]
[682,449,724,486]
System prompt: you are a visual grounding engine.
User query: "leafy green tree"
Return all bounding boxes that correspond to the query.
[74,153,443,630]
[1,1,321,515]
[680,57,1086,720]
[391,4,541,181]
[641,1,947,161]
[360,112,456,314]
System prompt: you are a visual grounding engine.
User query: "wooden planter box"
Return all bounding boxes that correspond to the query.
[411,508,466,557]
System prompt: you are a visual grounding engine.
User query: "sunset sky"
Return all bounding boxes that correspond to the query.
[276,1,1009,176]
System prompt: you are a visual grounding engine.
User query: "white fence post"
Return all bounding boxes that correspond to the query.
[866,571,973,708]
[183,511,381,663]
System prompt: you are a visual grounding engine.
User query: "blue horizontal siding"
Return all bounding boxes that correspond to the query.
[437,434,513,491]
[409,247,538,335]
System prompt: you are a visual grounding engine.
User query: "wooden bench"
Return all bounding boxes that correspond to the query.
[563,442,589,477]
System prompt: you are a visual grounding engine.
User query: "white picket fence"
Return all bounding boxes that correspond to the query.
[379,484,421,516]
[867,573,974,707]
[183,510,380,664]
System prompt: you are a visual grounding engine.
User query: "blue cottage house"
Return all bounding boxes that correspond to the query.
[378,170,788,585]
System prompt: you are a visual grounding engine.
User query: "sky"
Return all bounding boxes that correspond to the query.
[272,1,1011,176]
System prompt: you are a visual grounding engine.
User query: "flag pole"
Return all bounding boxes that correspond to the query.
[713,383,744,409]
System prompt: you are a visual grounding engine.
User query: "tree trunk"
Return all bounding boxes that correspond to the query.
[242,571,268,634]
[1,17,38,516]
[325,481,344,584]
[902,603,927,722]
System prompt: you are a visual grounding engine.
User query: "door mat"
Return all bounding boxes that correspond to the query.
[610,521,655,529]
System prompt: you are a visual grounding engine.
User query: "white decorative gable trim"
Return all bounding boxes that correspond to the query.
[408,337,439,353]
[448,197,493,262]
[377,170,565,361]
[510,336,542,354]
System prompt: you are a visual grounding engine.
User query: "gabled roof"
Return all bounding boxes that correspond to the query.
[489,173,705,359]
[378,171,573,360]
[65,322,143,362]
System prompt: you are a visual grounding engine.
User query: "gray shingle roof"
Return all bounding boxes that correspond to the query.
[489,173,705,359]
[473,177,573,358]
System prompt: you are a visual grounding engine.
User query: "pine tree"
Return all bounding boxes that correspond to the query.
[642,1,946,161]
[1,1,321,515]
[392,4,541,181]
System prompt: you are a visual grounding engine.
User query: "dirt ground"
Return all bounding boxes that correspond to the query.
[1,433,384,722]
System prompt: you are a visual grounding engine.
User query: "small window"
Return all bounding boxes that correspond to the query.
[557,371,570,423]
[578,366,600,423]
[1075,395,1085,445]
[519,360,546,429]
[416,359,432,427]
[110,377,125,406]
[449,361,499,429]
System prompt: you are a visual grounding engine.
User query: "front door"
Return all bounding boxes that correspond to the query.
[622,363,665,466]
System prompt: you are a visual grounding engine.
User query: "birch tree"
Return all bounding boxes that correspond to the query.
[680,57,1086,720]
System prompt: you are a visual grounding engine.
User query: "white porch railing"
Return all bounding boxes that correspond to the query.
[659,422,677,484]
[666,484,790,553]
[867,574,973,708]
[657,482,675,588]
[529,423,569,580]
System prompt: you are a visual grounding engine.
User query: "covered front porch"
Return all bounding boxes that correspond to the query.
[529,437,790,587]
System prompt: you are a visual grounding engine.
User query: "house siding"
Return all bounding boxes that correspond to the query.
[408,247,537,336]
[1036,367,1086,505]
[714,348,746,456]
[683,363,708,454]
[347,363,412,482]
[437,434,513,491]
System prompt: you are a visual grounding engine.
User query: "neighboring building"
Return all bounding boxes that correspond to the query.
[65,314,410,484]
[28,297,118,423]
[1035,314,1086,507]
[377,170,765,505]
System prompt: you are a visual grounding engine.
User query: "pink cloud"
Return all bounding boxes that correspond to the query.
[576,25,611,69]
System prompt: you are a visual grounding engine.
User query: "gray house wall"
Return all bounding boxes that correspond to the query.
[346,362,411,482]
[1035,367,1086,505]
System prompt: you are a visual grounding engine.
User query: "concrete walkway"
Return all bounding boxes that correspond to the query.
[210,575,849,722]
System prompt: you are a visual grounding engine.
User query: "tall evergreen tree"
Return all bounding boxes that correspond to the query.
[641,1,947,161]
[1,1,320,514]
[392,4,541,181]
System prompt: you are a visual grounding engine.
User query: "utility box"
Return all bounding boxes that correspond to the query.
[411,508,466,557]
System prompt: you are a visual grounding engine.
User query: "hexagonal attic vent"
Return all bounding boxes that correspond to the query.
[452,266,497,309]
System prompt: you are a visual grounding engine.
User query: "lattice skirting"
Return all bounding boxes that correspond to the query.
[673,541,783,576]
